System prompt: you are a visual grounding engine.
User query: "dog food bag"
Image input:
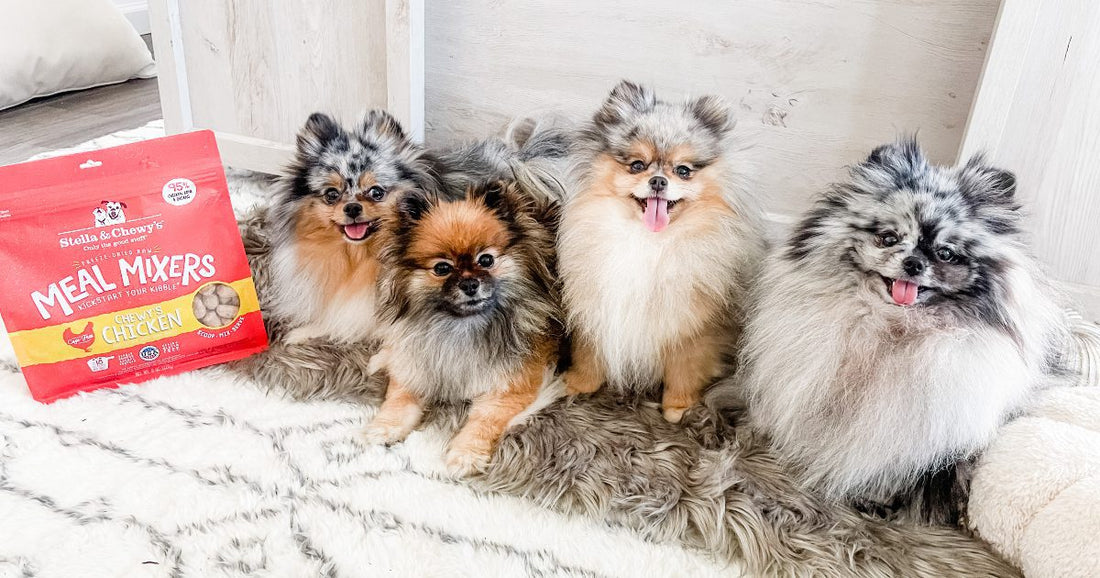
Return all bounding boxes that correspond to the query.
[0,130,268,402]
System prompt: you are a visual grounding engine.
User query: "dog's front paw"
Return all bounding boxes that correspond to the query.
[662,405,688,424]
[362,420,413,446]
[444,438,493,476]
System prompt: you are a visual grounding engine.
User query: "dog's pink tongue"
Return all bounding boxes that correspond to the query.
[343,223,369,240]
[643,197,670,232]
[891,279,919,306]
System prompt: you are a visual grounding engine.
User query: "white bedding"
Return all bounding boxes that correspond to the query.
[970,386,1100,577]
[0,0,156,111]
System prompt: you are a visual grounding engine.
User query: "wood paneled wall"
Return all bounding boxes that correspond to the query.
[425,0,1000,223]
[151,0,422,174]
[180,1,387,143]
[960,0,1100,319]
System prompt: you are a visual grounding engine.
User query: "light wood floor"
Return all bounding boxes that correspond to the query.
[0,77,162,166]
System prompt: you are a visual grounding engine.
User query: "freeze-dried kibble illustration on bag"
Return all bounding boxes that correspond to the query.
[193,282,241,328]
[0,131,269,402]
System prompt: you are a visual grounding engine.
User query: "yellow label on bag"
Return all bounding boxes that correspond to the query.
[8,277,260,367]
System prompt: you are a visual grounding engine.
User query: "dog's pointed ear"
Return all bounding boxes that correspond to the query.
[101,200,110,205]
[595,80,656,126]
[297,113,341,157]
[360,110,407,141]
[119,201,127,208]
[985,168,1017,200]
[864,137,925,169]
[858,136,929,190]
[481,180,507,210]
[689,94,734,137]
[961,154,1017,204]
[478,180,521,220]
[397,192,431,223]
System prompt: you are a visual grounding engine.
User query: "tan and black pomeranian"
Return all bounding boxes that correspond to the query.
[558,80,766,422]
[363,178,563,474]
[267,111,442,344]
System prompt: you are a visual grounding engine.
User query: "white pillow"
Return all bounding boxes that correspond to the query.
[0,0,156,111]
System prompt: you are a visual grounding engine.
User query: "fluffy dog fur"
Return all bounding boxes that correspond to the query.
[435,118,570,205]
[266,111,442,344]
[234,184,1019,577]
[559,80,766,422]
[709,139,1072,511]
[363,179,563,474]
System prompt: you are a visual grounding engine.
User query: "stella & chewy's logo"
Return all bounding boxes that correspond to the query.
[63,321,96,351]
[58,201,165,250]
[139,345,160,361]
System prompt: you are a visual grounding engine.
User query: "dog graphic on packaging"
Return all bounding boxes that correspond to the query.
[92,207,109,227]
[96,201,127,226]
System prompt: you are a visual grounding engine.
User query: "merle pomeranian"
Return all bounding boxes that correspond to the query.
[709,139,1071,518]
[266,111,441,344]
[558,81,766,422]
[363,179,562,475]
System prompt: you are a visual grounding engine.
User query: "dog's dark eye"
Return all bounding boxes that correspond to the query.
[322,188,341,204]
[367,186,386,202]
[936,247,958,263]
[432,262,453,276]
[675,165,692,179]
[477,254,495,268]
[629,160,647,173]
[878,231,899,247]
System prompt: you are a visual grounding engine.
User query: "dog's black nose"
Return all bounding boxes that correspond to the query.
[458,278,480,297]
[648,176,667,193]
[344,203,363,218]
[903,256,925,276]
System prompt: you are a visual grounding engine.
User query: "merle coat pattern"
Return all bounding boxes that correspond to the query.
[708,138,1071,517]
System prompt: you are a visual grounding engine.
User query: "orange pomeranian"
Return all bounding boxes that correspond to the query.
[558,80,766,422]
[363,180,562,474]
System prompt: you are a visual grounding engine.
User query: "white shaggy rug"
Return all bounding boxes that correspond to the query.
[0,123,739,578]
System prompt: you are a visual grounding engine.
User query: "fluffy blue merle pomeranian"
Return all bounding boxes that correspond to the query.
[710,138,1071,518]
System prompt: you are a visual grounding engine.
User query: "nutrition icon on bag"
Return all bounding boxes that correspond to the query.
[86,356,114,372]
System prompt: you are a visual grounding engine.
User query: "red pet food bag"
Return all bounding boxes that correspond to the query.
[0,131,268,402]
